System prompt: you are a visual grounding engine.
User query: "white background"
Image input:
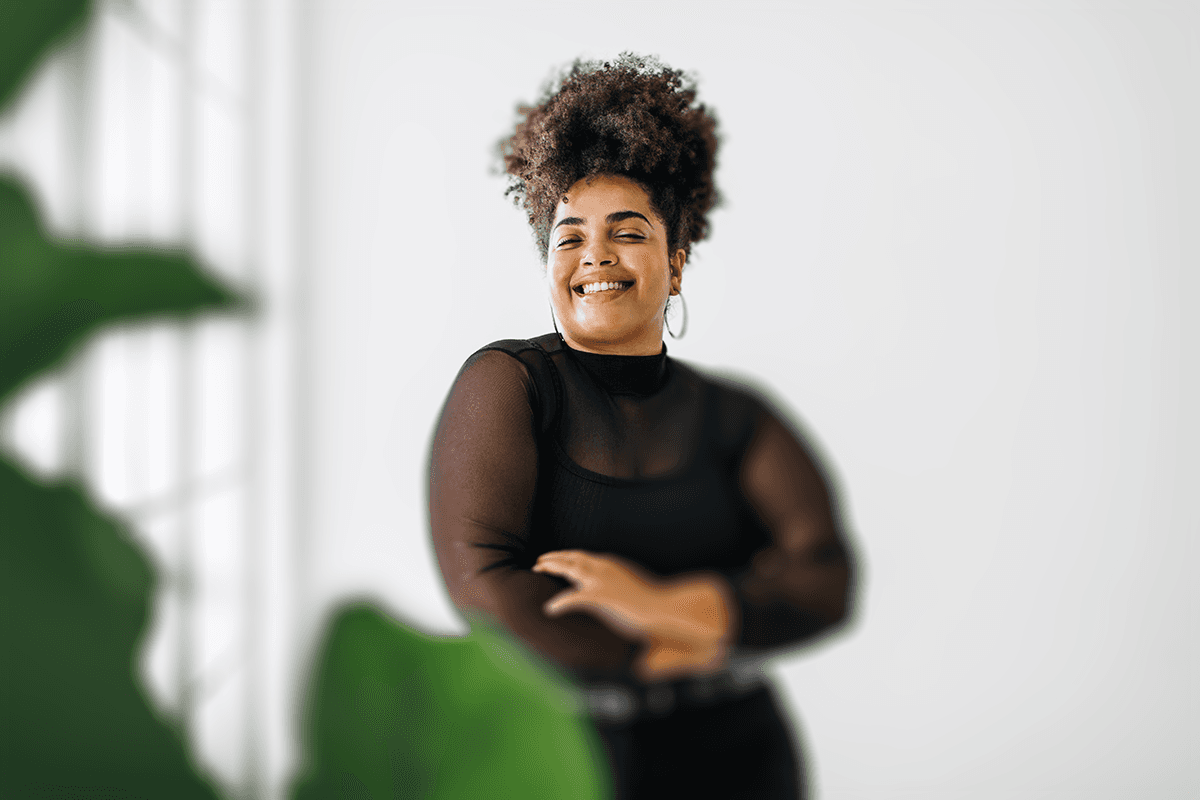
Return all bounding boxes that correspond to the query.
[1,1,1189,798]
[298,1,1197,797]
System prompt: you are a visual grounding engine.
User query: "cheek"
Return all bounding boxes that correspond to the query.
[545,266,564,292]
[547,264,577,307]
[647,265,673,296]
[547,256,572,286]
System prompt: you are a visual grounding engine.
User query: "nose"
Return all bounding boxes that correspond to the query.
[581,239,617,267]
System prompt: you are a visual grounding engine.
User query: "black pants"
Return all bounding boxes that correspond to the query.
[592,687,805,799]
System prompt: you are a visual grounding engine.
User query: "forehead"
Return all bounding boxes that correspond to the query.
[553,175,658,221]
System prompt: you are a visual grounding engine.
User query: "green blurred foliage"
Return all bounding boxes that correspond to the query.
[292,606,610,800]
[2,3,609,798]
[0,178,246,403]
[0,459,222,799]
[0,0,88,108]
[1,4,236,794]
[0,173,237,800]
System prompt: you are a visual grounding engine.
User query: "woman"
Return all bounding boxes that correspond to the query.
[429,54,854,799]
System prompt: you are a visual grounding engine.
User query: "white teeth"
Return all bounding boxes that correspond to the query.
[580,281,630,294]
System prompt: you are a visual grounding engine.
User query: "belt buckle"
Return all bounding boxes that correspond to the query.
[584,683,637,725]
[729,659,764,690]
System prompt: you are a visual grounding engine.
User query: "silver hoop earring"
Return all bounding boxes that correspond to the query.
[665,293,688,340]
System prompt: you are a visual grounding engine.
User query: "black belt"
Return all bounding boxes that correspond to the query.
[583,660,769,725]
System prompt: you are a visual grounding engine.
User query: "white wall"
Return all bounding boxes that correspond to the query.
[301,2,1198,798]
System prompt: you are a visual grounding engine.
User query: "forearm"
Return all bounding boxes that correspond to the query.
[734,399,857,652]
[641,571,739,648]
[732,541,854,649]
[429,349,641,678]
[451,566,639,680]
[530,551,742,682]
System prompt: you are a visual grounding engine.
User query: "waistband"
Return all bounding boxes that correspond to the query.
[582,660,769,725]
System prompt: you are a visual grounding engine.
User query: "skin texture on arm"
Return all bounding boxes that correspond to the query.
[428,349,637,679]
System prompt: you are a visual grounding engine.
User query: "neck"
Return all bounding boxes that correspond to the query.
[559,328,666,356]
[562,339,670,396]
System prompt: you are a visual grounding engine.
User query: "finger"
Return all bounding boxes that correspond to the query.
[535,553,602,582]
[539,549,591,560]
[545,587,639,631]
[532,561,585,583]
[543,589,594,617]
[535,551,593,572]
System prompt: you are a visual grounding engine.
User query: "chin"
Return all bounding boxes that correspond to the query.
[570,321,622,342]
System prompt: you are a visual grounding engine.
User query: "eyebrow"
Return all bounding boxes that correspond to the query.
[552,210,654,231]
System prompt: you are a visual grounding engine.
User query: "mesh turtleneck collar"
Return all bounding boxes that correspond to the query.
[563,340,671,397]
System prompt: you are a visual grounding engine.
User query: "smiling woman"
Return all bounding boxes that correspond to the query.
[428,54,855,799]
[549,175,684,355]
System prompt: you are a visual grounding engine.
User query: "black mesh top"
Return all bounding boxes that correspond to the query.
[429,333,852,683]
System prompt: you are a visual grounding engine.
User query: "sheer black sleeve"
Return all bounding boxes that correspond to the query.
[428,349,637,679]
[731,398,856,651]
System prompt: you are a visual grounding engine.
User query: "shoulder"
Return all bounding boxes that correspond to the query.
[672,360,771,418]
[449,340,536,400]
[689,366,842,495]
[456,333,553,371]
[669,360,774,452]
[462,333,563,370]
[667,361,829,470]
[447,334,563,432]
[473,333,559,358]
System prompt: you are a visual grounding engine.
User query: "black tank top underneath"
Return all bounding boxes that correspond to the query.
[476,334,771,580]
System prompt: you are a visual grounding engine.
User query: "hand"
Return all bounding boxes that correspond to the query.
[634,638,728,683]
[532,550,663,641]
[533,550,738,675]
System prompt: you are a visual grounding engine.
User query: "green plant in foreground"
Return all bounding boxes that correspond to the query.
[0,176,237,797]
[0,2,239,794]
[2,2,609,797]
[292,607,609,800]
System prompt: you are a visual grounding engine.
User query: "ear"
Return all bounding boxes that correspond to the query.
[668,249,687,295]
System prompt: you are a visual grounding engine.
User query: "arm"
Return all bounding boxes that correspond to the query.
[428,349,637,679]
[527,395,854,676]
[533,550,736,682]
[731,402,855,650]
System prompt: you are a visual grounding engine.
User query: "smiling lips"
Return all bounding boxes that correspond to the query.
[575,280,634,296]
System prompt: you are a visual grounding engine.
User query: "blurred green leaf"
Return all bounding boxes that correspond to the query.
[1,8,608,797]
[292,605,611,800]
[0,5,240,796]
[0,176,243,403]
[0,458,221,798]
[0,0,89,109]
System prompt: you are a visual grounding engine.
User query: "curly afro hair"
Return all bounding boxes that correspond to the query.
[500,53,720,262]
